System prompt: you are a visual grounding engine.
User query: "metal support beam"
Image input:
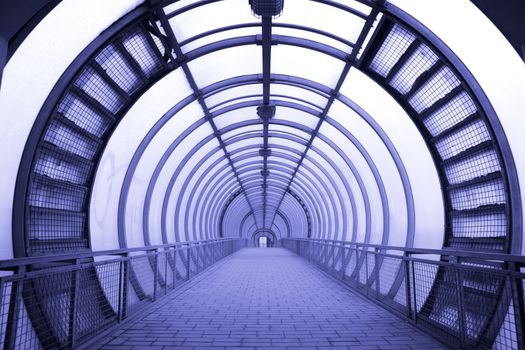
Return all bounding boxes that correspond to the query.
[154,8,260,231]
[268,8,381,230]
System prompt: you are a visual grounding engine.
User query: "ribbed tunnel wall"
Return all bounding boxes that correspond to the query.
[3,0,519,256]
[0,0,524,348]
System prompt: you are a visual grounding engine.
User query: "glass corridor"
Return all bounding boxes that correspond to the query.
[0,0,524,349]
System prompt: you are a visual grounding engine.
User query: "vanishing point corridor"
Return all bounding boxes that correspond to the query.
[97,248,444,349]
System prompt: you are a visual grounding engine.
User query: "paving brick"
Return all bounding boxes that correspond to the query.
[97,249,445,349]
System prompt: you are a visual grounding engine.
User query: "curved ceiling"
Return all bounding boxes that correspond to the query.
[3,0,521,257]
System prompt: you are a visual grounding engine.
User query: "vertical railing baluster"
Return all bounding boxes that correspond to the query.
[4,266,25,350]
[453,257,467,347]
[152,249,158,302]
[68,259,80,349]
[510,262,525,350]
[187,247,191,280]
[404,252,413,321]
[410,258,418,323]
[375,248,380,300]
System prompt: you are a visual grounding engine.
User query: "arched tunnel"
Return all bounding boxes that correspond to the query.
[0,0,524,349]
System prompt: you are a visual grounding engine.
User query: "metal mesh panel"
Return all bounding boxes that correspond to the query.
[412,263,441,313]
[445,150,501,185]
[435,119,491,160]
[389,44,439,95]
[460,269,505,343]
[95,44,143,95]
[424,91,478,137]
[423,270,462,333]
[57,92,113,138]
[394,275,407,306]
[176,249,189,281]
[452,211,507,238]
[29,176,86,212]
[449,179,506,211]
[129,256,155,300]
[43,119,101,160]
[378,255,402,295]
[344,251,357,281]
[75,67,126,114]
[24,271,73,347]
[29,208,85,241]
[408,66,461,113]
[493,299,519,349]
[34,147,93,185]
[369,24,416,77]
[1,279,42,349]
[74,266,118,341]
[122,30,164,77]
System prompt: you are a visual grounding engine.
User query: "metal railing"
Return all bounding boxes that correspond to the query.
[0,238,247,349]
[281,238,525,350]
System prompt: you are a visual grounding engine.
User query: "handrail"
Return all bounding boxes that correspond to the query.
[288,237,525,265]
[0,238,248,349]
[281,238,525,349]
[0,238,240,270]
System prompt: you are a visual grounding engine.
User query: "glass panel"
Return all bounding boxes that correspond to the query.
[214,106,260,130]
[188,45,261,89]
[269,124,310,140]
[181,27,260,54]
[275,106,319,130]
[271,83,328,109]
[275,0,365,44]
[206,84,262,110]
[222,124,262,140]
[272,26,351,53]
[169,0,254,43]
[225,137,262,155]
[272,45,345,89]
[268,156,297,169]
[270,137,307,154]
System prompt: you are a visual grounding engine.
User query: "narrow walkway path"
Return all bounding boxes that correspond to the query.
[98,248,445,349]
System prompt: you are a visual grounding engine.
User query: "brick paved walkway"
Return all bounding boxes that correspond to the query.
[97,248,445,349]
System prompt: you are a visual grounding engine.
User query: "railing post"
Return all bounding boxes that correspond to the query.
[510,263,525,350]
[172,248,177,290]
[374,248,380,300]
[411,259,418,324]
[187,247,191,280]
[453,257,468,347]
[152,249,158,302]
[118,253,129,322]
[404,252,413,321]
[4,266,25,350]
[164,250,168,296]
[68,259,80,349]
[365,248,369,297]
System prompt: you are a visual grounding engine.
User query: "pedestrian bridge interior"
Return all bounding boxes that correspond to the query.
[0,0,524,349]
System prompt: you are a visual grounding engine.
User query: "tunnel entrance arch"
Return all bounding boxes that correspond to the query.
[252,229,277,248]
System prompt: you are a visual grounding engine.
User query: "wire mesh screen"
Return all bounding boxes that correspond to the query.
[0,240,246,349]
[369,24,416,77]
[424,91,477,137]
[493,299,519,350]
[444,149,501,185]
[449,180,506,211]
[95,44,144,95]
[452,210,507,239]
[389,44,439,95]
[364,19,511,253]
[283,238,524,350]
[25,21,170,254]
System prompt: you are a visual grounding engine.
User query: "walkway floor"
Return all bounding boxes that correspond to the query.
[97,248,445,350]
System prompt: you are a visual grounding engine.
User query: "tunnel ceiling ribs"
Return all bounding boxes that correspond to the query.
[10,0,522,348]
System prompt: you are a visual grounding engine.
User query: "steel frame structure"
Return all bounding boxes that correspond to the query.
[6,0,523,349]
